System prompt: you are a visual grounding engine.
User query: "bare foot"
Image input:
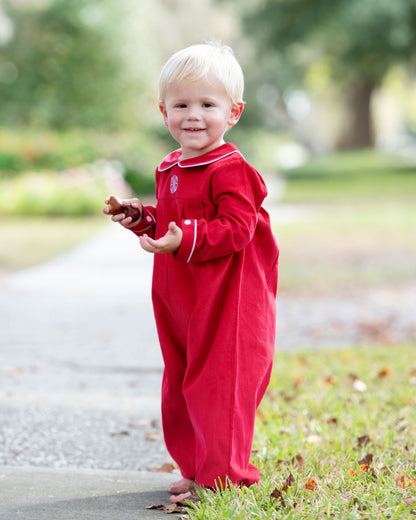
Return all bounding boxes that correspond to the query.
[168,478,193,494]
[170,491,192,503]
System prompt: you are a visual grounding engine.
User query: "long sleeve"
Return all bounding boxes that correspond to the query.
[129,205,157,239]
[175,160,267,263]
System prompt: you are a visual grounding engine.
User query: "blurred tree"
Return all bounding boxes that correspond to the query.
[244,0,416,149]
[0,0,240,132]
[0,0,134,129]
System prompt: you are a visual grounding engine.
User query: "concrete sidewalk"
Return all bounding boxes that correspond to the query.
[0,225,179,518]
[0,466,176,519]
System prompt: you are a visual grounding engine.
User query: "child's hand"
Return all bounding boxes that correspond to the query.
[139,222,183,254]
[103,196,142,228]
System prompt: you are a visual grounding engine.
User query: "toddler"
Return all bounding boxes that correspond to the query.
[104,42,279,503]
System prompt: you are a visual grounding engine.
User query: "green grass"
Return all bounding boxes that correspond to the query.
[187,345,416,519]
[275,201,416,295]
[282,150,416,203]
[0,215,105,272]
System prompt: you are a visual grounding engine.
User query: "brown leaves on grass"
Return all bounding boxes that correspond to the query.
[271,473,295,508]
[377,366,392,378]
[305,476,318,490]
[347,464,377,479]
[395,475,416,512]
[357,435,371,448]
[282,472,296,491]
[347,453,377,479]
[270,454,319,509]
[395,475,416,490]
[270,487,287,507]
[358,453,374,466]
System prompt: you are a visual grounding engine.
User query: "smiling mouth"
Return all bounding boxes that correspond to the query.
[184,128,205,132]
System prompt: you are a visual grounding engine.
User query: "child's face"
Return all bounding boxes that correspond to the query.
[159,73,244,160]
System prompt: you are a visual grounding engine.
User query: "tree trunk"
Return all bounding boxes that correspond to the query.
[338,80,375,149]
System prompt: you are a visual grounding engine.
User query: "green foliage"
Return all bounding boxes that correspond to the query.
[0,129,98,175]
[0,0,133,129]
[245,0,416,86]
[0,170,115,217]
[0,128,160,216]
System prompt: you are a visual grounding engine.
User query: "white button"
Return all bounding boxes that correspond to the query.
[184,219,191,225]
[146,216,152,222]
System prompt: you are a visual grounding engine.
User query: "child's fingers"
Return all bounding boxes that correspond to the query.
[139,235,156,253]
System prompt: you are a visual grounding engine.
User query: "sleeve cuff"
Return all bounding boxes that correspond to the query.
[175,218,197,262]
[129,206,156,235]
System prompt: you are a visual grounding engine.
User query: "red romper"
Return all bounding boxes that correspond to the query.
[130,142,279,488]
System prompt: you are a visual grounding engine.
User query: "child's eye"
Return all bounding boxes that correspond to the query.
[203,103,214,108]
[175,104,187,108]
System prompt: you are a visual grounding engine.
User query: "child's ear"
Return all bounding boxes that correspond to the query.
[228,101,244,127]
[159,102,169,126]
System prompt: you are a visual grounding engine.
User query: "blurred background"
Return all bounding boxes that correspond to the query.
[0,0,415,298]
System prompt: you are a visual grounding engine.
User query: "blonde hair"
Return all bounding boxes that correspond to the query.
[159,42,244,104]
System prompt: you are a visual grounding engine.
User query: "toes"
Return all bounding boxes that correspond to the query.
[168,478,192,494]
[170,491,192,504]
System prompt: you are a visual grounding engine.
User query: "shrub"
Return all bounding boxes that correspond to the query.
[0,161,134,217]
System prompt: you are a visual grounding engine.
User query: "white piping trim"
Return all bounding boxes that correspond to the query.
[138,225,153,233]
[158,161,179,172]
[178,150,242,169]
[186,219,197,263]
[157,149,245,172]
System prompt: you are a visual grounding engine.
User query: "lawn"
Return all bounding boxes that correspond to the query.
[274,201,416,295]
[0,215,105,273]
[186,344,416,519]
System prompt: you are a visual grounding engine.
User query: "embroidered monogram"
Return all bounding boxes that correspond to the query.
[170,174,179,193]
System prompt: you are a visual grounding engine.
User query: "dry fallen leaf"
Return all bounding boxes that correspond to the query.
[358,453,373,466]
[357,435,371,447]
[256,410,265,421]
[146,503,186,514]
[281,472,296,492]
[151,462,178,473]
[291,454,304,467]
[359,464,377,478]
[145,429,162,441]
[110,430,130,437]
[293,375,302,388]
[403,497,416,508]
[270,488,286,508]
[305,476,317,491]
[377,367,392,378]
[324,375,335,385]
[395,475,416,490]
[347,463,377,479]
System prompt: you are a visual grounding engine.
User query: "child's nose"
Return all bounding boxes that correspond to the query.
[186,106,201,120]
